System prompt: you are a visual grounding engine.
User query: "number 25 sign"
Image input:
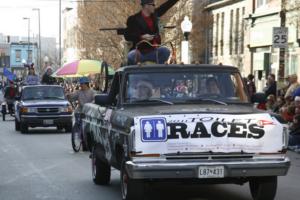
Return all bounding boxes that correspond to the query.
[272,27,288,48]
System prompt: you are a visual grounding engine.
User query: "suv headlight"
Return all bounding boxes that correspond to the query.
[20,107,37,113]
[59,106,73,113]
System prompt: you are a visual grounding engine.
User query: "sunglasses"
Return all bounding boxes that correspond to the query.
[147,3,155,6]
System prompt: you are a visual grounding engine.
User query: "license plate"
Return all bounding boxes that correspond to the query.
[198,166,224,178]
[43,120,54,125]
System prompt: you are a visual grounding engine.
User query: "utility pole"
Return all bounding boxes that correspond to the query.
[33,8,41,75]
[23,17,30,64]
[279,0,286,81]
[59,0,62,67]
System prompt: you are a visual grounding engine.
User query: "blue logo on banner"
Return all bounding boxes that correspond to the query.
[140,118,167,142]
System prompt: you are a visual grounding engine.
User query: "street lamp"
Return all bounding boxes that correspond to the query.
[59,0,62,68]
[181,16,192,64]
[23,17,30,64]
[44,56,49,69]
[22,59,26,65]
[33,8,41,76]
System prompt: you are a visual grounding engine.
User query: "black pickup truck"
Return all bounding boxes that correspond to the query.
[82,64,290,200]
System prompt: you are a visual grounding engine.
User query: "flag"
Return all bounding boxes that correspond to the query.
[3,67,16,82]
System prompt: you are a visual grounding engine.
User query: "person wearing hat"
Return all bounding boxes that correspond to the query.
[42,66,56,85]
[135,80,154,100]
[67,77,96,113]
[125,0,179,65]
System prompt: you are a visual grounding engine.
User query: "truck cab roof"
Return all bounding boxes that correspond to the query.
[117,64,239,73]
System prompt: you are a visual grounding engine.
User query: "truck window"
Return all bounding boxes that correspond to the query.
[124,71,248,104]
[107,72,121,106]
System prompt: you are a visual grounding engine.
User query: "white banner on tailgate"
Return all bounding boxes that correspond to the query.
[134,114,283,154]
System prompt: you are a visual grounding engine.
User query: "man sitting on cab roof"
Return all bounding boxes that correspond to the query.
[125,0,179,65]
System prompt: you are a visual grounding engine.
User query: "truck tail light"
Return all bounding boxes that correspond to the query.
[282,127,289,149]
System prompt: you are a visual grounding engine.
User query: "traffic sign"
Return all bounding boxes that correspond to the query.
[273,27,288,48]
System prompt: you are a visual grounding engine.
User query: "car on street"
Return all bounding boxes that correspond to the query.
[15,85,73,133]
[82,64,290,200]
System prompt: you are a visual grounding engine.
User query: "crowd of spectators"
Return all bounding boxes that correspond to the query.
[247,73,300,153]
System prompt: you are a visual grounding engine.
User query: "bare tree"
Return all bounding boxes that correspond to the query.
[163,0,213,63]
[76,0,212,67]
[190,0,213,63]
[77,0,139,68]
[284,0,300,38]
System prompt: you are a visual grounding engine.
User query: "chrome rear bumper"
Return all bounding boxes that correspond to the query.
[126,157,290,179]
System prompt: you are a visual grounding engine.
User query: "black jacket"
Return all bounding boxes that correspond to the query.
[125,0,179,53]
[265,82,277,97]
[42,74,56,85]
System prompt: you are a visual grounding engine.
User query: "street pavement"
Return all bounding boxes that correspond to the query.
[0,116,300,200]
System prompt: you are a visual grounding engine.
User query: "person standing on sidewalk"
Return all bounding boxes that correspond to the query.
[285,74,300,99]
[264,74,277,97]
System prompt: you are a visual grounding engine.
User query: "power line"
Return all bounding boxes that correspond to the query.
[81,0,135,1]
[30,0,115,1]
[0,0,127,7]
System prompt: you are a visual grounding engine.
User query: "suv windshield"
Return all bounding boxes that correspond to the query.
[125,71,248,104]
[22,86,65,100]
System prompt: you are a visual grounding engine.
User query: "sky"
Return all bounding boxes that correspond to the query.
[0,0,74,39]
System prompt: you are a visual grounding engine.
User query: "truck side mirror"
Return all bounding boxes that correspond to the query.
[251,92,266,103]
[95,94,111,107]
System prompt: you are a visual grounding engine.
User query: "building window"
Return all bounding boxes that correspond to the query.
[229,10,233,55]
[241,7,245,54]
[256,0,269,8]
[15,50,21,62]
[221,12,224,56]
[215,13,219,57]
[235,8,240,55]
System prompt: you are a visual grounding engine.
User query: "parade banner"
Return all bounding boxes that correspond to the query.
[134,113,284,154]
